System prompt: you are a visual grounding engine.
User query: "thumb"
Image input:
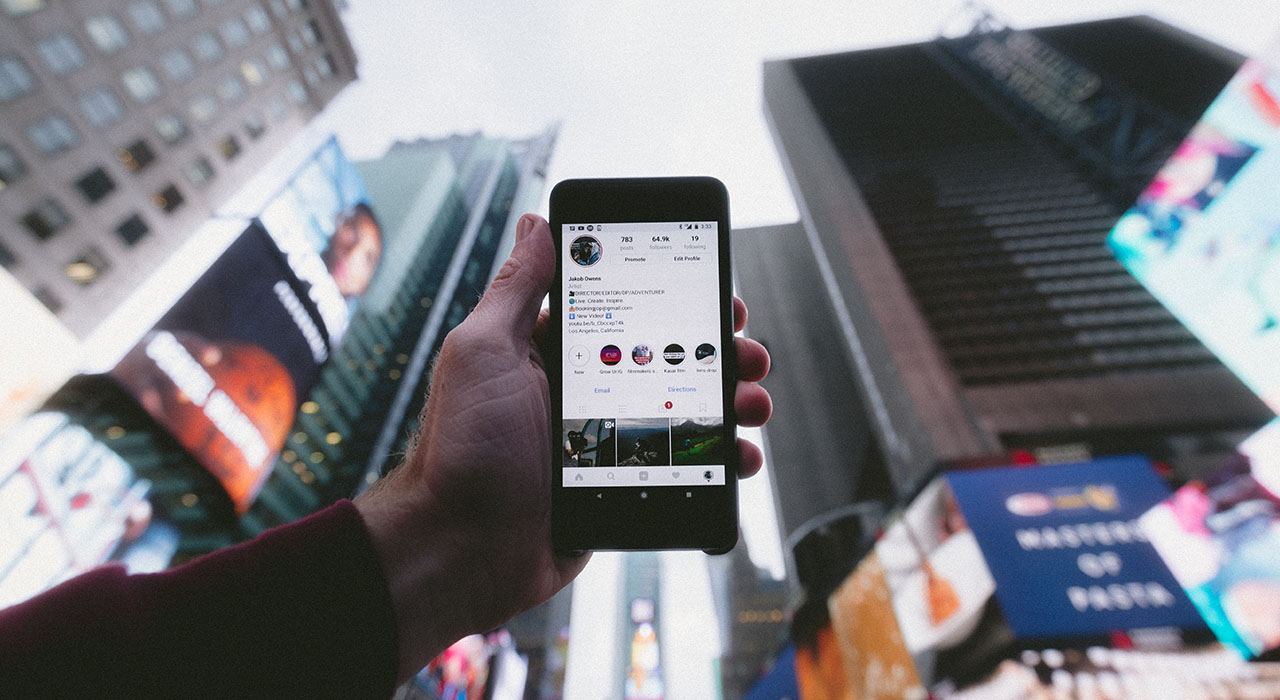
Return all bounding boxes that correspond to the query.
[471,213,555,342]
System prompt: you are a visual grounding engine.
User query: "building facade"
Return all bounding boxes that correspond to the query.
[0,0,356,336]
[762,16,1276,496]
[242,127,558,533]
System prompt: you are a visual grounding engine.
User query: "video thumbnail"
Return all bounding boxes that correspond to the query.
[671,417,725,465]
[617,417,670,466]
[562,418,616,468]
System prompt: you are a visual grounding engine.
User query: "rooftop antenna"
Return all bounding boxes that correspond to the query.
[937,1,1008,39]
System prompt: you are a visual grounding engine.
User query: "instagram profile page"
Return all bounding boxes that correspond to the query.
[561,221,726,488]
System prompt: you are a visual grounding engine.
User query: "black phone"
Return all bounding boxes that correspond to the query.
[548,177,738,554]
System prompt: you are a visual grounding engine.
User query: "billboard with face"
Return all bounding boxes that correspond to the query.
[258,137,383,348]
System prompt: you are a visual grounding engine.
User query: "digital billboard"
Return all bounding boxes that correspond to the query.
[0,413,154,608]
[836,459,1209,697]
[109,223,327,512]
[258,137,383,348]
[1142,419,1280,659]
[1107,43,1280,412]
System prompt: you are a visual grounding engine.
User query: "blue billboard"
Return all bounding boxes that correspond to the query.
[945,457,1205,638]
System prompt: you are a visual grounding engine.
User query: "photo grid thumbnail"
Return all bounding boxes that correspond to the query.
[562,417,726,469]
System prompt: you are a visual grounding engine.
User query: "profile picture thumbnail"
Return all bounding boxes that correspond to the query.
[695,343,716,364]
[632,344,653,365]
[562,418,617,468]
[600,344,622,366]
[663,343,685,365]
[569,235,602,267]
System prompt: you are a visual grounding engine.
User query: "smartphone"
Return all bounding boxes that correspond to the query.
[549,177,738,554]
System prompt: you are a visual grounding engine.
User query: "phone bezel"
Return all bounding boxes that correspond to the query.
[548,177,738,553]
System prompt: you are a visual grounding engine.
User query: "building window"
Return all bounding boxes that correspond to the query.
[155,113,189,144]
[85,14,130,55]
[216,75,244,103]
[65,247,110,286]
[191,31,223,64]
[245,5,270,34]
[2,0,44,16]
[121,67,162,103]
[220,18,249,48]
[315,54,335,79]
[78,87,125,128]
[183,156,214,187]
[35,34,86,75]
[159,47,195,82]
[153,184,183,213]
[244,112,265,140]
[115,213,149,246]
[268,0,286,17]
[240,59,266,86]
[118,139,156,171]
[303,65,318,86]
[75,166,116,204]
[217,135,240,160]
[0,239,16,269]
[189,94,217,123]
[27,114,79,156]
[265,97,286,121]
[301,20,320,46]
[266,43,289,71]
[127,1,166,34]
[33,287,62,314]
[20,198,70,240]
[0,144,28,188]
[0,55,36,102]
[286,80,307,105]
[285,31,303,55]
[163,0,196,18]
[284,0,301,10]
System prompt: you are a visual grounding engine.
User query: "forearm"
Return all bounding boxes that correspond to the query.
[0,500,397,699]
[355,473,491,686]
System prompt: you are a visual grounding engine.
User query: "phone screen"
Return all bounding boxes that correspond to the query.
[559,220,728,488]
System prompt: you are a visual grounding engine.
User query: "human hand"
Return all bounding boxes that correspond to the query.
[356,213,772,683]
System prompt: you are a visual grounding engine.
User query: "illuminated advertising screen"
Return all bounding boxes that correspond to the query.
[1141,420,1280,659]
[0,413,153,608]
[1107,43,1280,412]
[109,223,327,512]
[258,137,383,348]
[944,457,1204,638]
[846,458,1206,696]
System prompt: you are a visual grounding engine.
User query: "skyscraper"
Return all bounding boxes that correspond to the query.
[243,127,558,532]
[0,0,357,336]
[761,16,1276,495]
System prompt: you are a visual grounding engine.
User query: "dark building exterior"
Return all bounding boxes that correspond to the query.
[761,15,1275,497]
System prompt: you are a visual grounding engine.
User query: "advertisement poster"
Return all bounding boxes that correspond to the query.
[945,457,1204,639]
[0,413,153,608]
[1107,45,1280,411]
[1142,420,1280,658]
[829,551,928,700]
[258,137,383,349]
[110,224,327,512]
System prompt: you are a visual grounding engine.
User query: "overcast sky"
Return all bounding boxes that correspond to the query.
[319,0,1280,229]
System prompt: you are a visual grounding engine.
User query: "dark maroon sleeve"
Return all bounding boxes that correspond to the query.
[0,499,398,699]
